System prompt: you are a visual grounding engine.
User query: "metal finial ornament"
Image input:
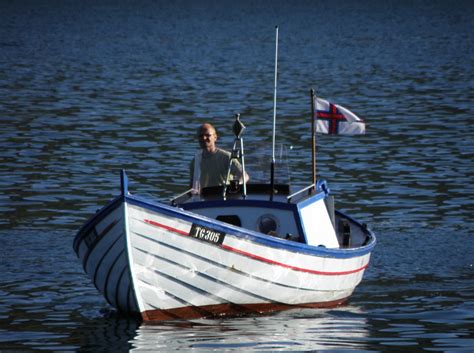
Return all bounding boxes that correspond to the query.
[232,113,246,138]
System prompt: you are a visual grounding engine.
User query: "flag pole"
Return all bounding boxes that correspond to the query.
[270,25,278,200]
[310,88,317,187]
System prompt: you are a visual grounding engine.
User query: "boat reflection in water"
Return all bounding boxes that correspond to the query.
[129,307,370,351]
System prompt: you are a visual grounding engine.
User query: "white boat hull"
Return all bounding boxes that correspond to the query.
[74,188,375,321]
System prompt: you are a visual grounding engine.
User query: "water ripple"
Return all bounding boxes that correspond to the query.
[1,0,473,351]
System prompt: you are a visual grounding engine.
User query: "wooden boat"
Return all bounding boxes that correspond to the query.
[74,29,375,321]
[73,117,376,322]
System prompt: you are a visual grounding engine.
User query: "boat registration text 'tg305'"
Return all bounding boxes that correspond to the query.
[189,224,226,245]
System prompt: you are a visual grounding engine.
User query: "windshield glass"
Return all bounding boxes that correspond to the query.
[243,141,290,185]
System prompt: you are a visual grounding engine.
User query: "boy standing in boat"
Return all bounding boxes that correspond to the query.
[190,123,248,193]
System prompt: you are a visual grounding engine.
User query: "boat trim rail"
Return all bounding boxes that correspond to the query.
[170,189,195,206]
[287,183,316,203]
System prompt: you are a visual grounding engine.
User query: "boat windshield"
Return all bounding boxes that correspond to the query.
[243,141,290,186]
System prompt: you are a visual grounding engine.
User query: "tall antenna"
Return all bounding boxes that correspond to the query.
[270,25,279,199]
[311,88,317,186]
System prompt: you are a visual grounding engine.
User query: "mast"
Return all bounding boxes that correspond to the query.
[270,25,279,200]
[310,88,317,186]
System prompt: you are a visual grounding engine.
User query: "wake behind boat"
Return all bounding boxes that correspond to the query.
[73,116,375,322]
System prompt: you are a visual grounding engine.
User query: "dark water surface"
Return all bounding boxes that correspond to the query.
[1,0,473,351]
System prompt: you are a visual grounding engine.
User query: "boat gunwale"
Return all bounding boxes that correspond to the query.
[126,192,376,259]
[180,186,326,210]
[73,194,124,253]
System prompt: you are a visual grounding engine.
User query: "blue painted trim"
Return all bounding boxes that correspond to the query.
[317,179,330,195]
[183,198,297,211]
[120,169,128,197]
[297,191,326,209]
[73,196,123,253]
[125,193,375,259]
